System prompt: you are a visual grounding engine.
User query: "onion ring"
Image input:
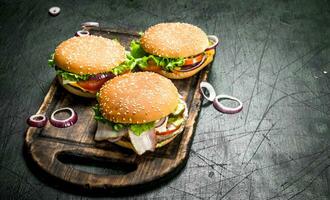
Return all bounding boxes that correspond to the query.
[176,54,207,72]
[155,117,167,128]
[108,136,123,143]
[199,81,216,102]
[27,114,47,128]
[50,107,78,128]
[205,35,219,51]
[75,30,90,37]
[87,72,115,81]
[213,95,243,114]
[81,22,100,28]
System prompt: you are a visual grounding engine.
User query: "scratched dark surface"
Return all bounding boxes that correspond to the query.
[0,0,330,199]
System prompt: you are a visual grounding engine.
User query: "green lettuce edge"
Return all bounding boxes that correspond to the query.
[48,52,138,82]
[92,104,155,136]
[129,40,185,72]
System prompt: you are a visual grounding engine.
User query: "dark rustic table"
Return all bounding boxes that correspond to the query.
[1,0,329,199]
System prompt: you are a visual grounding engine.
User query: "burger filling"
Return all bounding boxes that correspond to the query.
[93,99,188,155]
[48,53,137,93]
[128,40,214,72]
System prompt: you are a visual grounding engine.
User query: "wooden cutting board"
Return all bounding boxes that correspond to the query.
[24,27,215,191]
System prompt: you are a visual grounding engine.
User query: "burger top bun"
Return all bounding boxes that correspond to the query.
[140,22,209,58]
[98,72,179,124]
[54,35,126,75]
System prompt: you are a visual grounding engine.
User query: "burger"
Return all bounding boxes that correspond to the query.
[48,35,136,98]
[129,22,218,79]
[93,72,188,155]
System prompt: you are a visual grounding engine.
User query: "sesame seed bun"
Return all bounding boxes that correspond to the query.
[140,22,209,58]
[142,49,215,79]
[98,72,179,124]
[54,35,126,75]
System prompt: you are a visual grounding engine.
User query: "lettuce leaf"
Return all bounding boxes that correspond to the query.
[111,53,140,75]
[129,40,185,72]
[48,53,55,68]
[92,104,126,131]
[56,68,91,81]
[48,53,91,81]
[129,122,155,136]
[48,53,137,81]
[93,104,155,135]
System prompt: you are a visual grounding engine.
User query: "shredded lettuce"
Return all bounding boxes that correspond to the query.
[93,104,155,135]
[129,40,185,72]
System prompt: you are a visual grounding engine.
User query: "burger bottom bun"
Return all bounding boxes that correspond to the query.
[142,49,215,79]
[57,76,96,98]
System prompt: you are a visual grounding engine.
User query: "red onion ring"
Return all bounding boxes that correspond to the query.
[213,94,243,114]
[205,35,219,51]
[27,114,47,128]
[48,7,61,16]
[155,117,167,128]
[50,107,78,128]
[81,22,100,28]
[75,30,90,37]
[108,136,123,143]
[176,54,207,72]
[199,81,216,102]
[87,72,115,81]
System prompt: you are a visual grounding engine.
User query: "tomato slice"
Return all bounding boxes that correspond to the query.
[156,125,180,136]
[184,53,204,66]
[77,77,111,92]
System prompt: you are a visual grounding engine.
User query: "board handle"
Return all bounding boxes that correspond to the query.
[29,139,156,188]
[30,139,179,188]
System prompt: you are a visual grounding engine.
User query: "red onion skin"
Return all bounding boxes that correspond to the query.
[75,30,90,37]
[173,35,217,73]
[213,95,243,114]
[50,108,78,128]
[176,54,207,72]
[87,73,115,81]
[27,114,47,128]
[108,136,123,143]
[155,117,167,128]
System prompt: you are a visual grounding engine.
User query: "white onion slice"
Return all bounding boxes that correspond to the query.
[155,117,167,127]
[213,94,243,114]
[176,54,207,72]
[75,30,90,37]
[199,81,216,102]
[108,136,123,143]
[155,117,168,133]
[27,114,47,128]
[50,107,78,128]
[128,129,156,155]
[94,121,127,141]
[81,22,100,28]
[48,7,61,16]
